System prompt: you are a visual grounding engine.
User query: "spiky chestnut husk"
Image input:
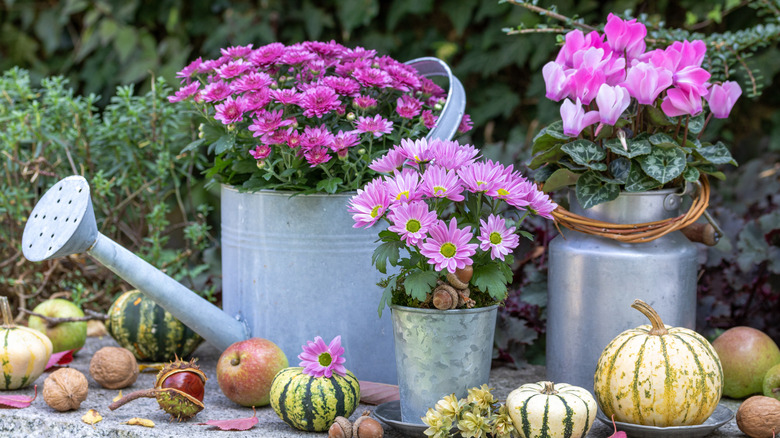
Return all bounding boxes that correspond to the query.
[109,357,207,421]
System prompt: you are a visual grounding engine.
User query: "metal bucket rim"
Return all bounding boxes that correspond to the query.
[389,304,499,315]
[611,187,683,197]
[221,184,357,198]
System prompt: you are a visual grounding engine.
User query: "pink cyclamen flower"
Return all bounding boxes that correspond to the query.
[420,165,465,202]
[477,215,519,261]
[420,218,478,273]
[369,148,407,173]
[298,336,347,378]
[622,63,674,105]
[355,114,393,138]
[300,86,341,118]
[250,145,271,161]
[665,40,707,70]
[568,67,606,105]
[388,201,438,246]
[706,81,742,119]
[396,95,423,119]
[555,29,608,68]
[604,13,647,59]
[661,87,704,117]
[542,61,571,102]
[595,84,631,125]
[348,178,391,228]
[385,168,422,204]
[560,98,600,137]
[214,96,248,124]
[673,66,711,96]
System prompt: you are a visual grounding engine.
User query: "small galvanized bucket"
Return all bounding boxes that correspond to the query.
[390,304,498,424]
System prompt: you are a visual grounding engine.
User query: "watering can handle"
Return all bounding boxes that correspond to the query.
[405,57,466,141]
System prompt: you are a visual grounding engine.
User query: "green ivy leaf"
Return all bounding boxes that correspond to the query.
[528,144,565,170]
[637,146,687,184]
[695,142,738,166]
[575,170,620,209]
[648,133,678,148]
[609,157,630,183]
[625,161,662,192]
[472,263,509,300]
[531,120,568,154]
[683,166,701,182]
[561,139,606,170]
[315,177,343,194]
[604,137,652,158]
[542,168,579,192]
[372,240,403,274]
[403,270,439,301]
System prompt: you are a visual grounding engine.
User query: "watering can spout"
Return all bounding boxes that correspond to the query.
[21,176,249,352]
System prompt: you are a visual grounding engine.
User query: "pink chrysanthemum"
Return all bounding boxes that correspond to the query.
[259,128,289,146]
[487,173,535,208]
[420,165,465,202]
[385,168,422,204]
[477,215,520,261]
[458,160,505,194]
[353,67,392,88]
[220,44,254,59]
[168,82,201,103]
[304,146,332,167]
[298,336,347,378]
[369,148,407,173]
[214,96,248,124]
[200,81,232,102]
[421,110,437,129]
[243,89,272,111]
[348,178,391,228]
[300,85,341,118]
[271,89,302,106]
[301,125,335,150]
[330,130,360,158]
[286,128,302,149]
[353,95,378,110]
[249,42,286,66]
[231,71,273,92]
[355,115,393,138]
[321,76,361,96]
[524,188,558,220]
[176,58,203,83]
[396,95,423,119]
[458,114,474,133]
[248,109,294,136]
[281,46,317,65]
[397,138,434,165]
[385,64,422,91]
[420,218,478,273]
[250,145,272,160]
[217,59,251,79]
[388,201,438,246]
[420,77,446,98]
[431,140,480,171]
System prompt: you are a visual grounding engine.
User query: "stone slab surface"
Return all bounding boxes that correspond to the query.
[0,336,745,437]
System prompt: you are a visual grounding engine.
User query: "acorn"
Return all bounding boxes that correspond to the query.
[432,283,458,310]
[109,357,207,421]
[353,411,384,438]
[329,416,354,438]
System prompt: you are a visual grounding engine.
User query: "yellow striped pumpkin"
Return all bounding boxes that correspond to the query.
[593,299,723,426]
[0,297,53,390]
[506,381,597,438]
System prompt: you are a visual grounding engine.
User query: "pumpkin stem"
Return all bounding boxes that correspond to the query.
[108,388,159,411]
[0,296,13,327]
[631,299,668,336]
[540,381,558,395]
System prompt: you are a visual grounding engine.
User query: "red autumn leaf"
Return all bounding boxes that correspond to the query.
[609,414,628,438]
[359,380,400,405]
[198,408,258,431]
[45,350,75,370]
[0,385,37,409]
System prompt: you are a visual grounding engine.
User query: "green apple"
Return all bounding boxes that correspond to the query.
[764,363,780,401]
[28,298,87,353]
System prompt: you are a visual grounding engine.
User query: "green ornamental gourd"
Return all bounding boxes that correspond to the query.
[105,290,202,362]
[270,367,361,432]
[593,299,723,427]
[506,381,597,438]
[0,296,53,390]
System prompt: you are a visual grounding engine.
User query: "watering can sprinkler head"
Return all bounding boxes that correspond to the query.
[21,175,249,351]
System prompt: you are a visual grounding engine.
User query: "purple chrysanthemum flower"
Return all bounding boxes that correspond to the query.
[420,165,465,202]
[259,128,289,146]
[281,46,317,65]
[421,110,437,129]
[420,77,446,98]
[477,215,520,261]
[300,85,341,118]
[369,148,407,173]
[250,144,272,161]
[249,42,286,66]
[388,201,438,246]
[286,128,302,149]
[220,44,254,59]
[176,57,203,84]
[248,109,294,136]
[344,46,377,60]
[348,178,391,228]
[330,130,360,158]
[396,95,423,119]
[355,115,393,138]
[168,82,201,103]
[214,96,248,124]
[458,160,505,194]
[230,71,273,92]
[301,125,335,150]
[385,168,422,204]
[200,80,232,102]
[353,67,392,88]
[524,188,558,220]
[303,146,332,167]
[243,89,272,111]
[335,59,371,77]
[458,114,474,133]
[353,95,378,110]
[217,59,251,79]
[431,140,480,171]
[321,76,361,96]
[385,64,422,91]
[397,138,434,165]
[271,88,302,106]
[298,336,347,378]
[420,218,478,273]
[304,40,347,58]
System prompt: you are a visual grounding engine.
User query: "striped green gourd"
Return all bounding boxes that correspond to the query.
[0,296,53,390]
[270,367,360,432]
[105,290,202,362]
[506,381,597,438]
[593,299,723,427]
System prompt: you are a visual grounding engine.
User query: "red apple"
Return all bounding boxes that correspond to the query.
[216,338,289,407]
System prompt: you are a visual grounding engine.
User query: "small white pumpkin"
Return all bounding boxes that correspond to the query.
[506,381,597,438]
[593,299,723,426]
[0,296,53,390]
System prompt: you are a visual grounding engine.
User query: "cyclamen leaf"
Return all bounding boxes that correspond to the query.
[199,409,259,431]
[542,168,579,192]
[0,385,37,408]
[625,161,661,192]
[683,166,700,182]
[404,271,439,302]
[45,350,75,370]
[637,146,686,184]
[528,144,565,170]
[696,142,737,166]
[531,120,568,155]
[648,133,678,148]
[359,381,400,405]
[608,158,630,183]
[687,112,706,134]
[604,137,652,158]
[561,139,606,169]
[575,171,620,209]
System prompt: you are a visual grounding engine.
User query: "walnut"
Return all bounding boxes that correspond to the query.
[89,346,138,389]
[736,396,780,438]
[43,368,89,411]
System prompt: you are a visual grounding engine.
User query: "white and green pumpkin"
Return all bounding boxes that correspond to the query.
[0,296,53,390]
[506,381,597,438]
[270,367,360,432]
[593,299,723,427]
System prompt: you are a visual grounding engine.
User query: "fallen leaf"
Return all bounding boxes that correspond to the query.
[608,414,628,438]
[198,407,258,431]
[112,390,123,403]
[82,409,102,425]
[123,417,155,427]
[359,380,400,405]
[138,363,165,373]
[45,350,75,370]
[0,385,37,408]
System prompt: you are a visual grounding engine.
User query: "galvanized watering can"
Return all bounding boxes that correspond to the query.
[21,58,466,367]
